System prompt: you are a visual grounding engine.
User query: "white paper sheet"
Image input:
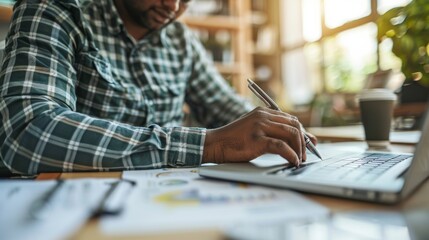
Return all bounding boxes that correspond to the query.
[225,211,411,240]
[0,179,112,240]
[101,168,329,235]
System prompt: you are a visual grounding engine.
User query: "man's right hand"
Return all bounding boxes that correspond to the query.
[203,107,314,166]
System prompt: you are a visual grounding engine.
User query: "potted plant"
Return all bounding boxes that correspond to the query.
[377,0,429,103]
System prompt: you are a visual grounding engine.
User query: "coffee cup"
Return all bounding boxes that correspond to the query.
[357,89,397,149]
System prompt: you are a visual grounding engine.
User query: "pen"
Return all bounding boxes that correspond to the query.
[29,180,65,220]
[247,78,323,161]
[92,179,136,217]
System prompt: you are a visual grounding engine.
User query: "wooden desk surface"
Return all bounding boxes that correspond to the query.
[37,142,428,240]
[307,125,421,145]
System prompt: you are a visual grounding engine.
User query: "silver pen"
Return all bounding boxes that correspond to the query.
[247,78,323,160]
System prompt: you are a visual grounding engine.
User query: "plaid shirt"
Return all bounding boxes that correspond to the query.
[0,0,252,175]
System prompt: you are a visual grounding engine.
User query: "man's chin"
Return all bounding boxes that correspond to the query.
[150,21,174,31]
[152,20,169,29]
[139,21,160,30]
[138,18,174,34]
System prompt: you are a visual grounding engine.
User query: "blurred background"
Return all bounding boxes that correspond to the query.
[182,0,429,130]
[1,0,428,129]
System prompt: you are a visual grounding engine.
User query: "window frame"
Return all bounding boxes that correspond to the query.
[281,0,382,93]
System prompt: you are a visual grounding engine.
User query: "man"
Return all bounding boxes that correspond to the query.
[0,0,316,176]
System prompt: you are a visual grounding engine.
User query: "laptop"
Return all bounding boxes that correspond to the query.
[199,110,429,204]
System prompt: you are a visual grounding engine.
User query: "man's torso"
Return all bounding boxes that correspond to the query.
[75,0,193,127]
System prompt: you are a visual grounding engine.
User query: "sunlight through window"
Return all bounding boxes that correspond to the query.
[324,0,370,28]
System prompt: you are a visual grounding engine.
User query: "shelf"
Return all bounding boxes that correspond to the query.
[180,15,241,31]
[0,4,13,23]
[250,49,277,56]
[214,62,243,75]
[180,0,253,96]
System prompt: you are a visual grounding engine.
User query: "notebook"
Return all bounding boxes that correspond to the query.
[199,110,429,204]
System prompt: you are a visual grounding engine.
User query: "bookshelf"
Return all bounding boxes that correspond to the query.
[181,0,253,96]
[249,0,283,108]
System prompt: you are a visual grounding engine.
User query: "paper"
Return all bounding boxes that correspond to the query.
[101,168,329,235]
[0,179,113,240]
[225,211,411,240]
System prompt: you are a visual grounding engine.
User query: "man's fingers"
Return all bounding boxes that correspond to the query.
[264,108,299,122]
[306,132,318,145]
[264,110,307,162]
[261,121,303,161]
[271,111,307,162]
[302,134,307,162]
[246,107,312,165]
[261,136,300,166]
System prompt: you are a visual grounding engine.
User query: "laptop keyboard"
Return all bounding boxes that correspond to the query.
[271,153,412,182]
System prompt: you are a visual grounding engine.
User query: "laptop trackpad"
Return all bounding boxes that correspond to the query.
[269,162,319,176]
[249,154,288,167]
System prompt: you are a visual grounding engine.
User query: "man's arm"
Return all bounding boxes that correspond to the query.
[0,1,204,175]
[181,25,314,166]
[183,27,254,128]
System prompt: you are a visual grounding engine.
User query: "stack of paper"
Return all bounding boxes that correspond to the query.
[101,168,329,236]
[0,179,113,240]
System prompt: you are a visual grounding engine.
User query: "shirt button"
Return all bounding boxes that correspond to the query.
[151,36,159,44]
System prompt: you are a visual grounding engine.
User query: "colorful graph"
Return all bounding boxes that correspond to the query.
[154,188,278,207]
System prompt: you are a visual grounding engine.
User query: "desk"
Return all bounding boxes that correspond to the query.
[307,125,421,145]
[37,142,428,240]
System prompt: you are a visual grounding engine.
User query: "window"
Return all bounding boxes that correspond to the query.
[324,0,371,28]
[281,0,411,106]
[323,23,378,92]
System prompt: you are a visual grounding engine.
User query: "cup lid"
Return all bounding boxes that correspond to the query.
[357,88,397,101]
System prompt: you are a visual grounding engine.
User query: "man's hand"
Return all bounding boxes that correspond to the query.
[203,107,316,166]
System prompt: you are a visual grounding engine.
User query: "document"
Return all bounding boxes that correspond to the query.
[225,210,414,240]
[0,179,114,240]
[101,168,329,235]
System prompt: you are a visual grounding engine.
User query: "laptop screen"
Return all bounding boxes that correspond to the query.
[402,106,429,198]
